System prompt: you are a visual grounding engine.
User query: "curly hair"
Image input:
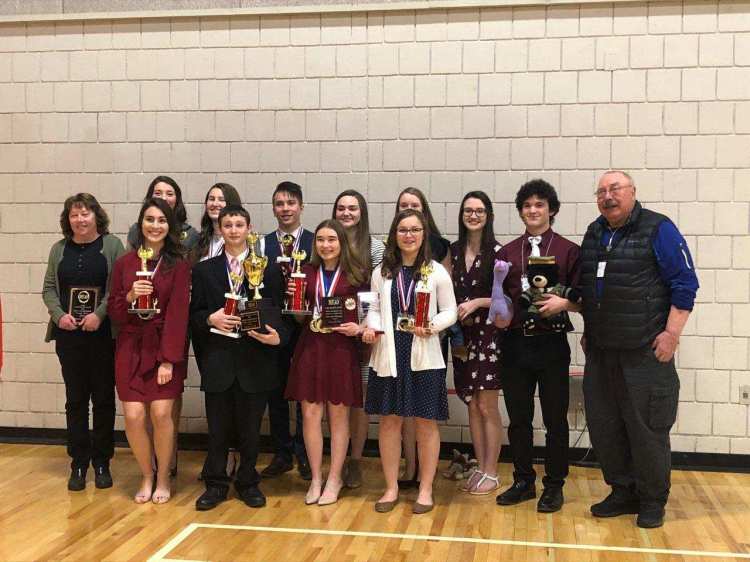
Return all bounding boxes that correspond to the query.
[60,193,110,238]
[515,179,561,225]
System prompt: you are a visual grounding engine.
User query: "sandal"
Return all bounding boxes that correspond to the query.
[469,473,500,496]
[460,468,483,492]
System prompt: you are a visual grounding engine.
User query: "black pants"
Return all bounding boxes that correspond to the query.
[583,344,679,507]
[55,337,116,470]
[204,380,268,492]
[266,348,306,464]
[501,332,571,489]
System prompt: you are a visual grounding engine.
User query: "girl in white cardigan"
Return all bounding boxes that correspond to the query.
[363,210,457,514]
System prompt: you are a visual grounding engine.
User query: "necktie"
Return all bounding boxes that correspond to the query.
[528,236,542,257]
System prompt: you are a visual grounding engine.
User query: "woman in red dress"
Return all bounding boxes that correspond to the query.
[285,219,368,506]
[109,198,190,504]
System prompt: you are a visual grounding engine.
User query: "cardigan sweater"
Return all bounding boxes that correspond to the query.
[367,260,457,377]
[42,233,126,342]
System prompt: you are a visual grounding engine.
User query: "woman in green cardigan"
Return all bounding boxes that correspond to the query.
[42,193,125,492]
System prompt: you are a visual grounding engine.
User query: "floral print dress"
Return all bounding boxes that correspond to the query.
[449,241,503,404]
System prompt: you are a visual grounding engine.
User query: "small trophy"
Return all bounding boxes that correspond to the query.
[210,269,244,339]
[414,262,433,329]
[277,234,295,276]
[68,286,100,323]
[284,249,312,315]
[129,246,160,320]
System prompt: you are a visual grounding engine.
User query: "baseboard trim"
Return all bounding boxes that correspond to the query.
[1,427,748,474]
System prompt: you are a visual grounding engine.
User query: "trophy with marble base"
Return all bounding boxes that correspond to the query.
[129,247,160,320]
[210,271,244,339]
[283,249,312,316]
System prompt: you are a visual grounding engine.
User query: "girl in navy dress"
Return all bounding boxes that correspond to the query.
[363,210,457,514]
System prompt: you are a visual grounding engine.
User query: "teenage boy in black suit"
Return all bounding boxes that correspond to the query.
[191,205,291,510]
[259,181,314,480]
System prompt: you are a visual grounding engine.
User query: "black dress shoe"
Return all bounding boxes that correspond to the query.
[94,465,113,489]
[260,456,294,478]
[637,504,665,528]
[590,491,640,518]
[68,467,87,491]
[297,459,312,481]
[195,486,228,511]
[238,485,266,508]
[496,480,536,506]
[537,487,563,513]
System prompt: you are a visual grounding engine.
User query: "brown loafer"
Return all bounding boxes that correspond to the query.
[374,498,398,513]
[412,502,434,514]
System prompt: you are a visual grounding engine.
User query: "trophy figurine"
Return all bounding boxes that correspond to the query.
[129,246,160,320]
[210,269,244,339]
[244,232,268,301]
[284,249,312,315]
[414,262,433,329]
[278,233,295,277]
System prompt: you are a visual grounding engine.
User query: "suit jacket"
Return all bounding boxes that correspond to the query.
[190,254,292,394]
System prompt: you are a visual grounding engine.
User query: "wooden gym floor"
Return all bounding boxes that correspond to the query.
[1,443,749,562]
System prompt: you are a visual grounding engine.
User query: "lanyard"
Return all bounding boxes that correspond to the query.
[397,267,417,314]
[315,265,341,313]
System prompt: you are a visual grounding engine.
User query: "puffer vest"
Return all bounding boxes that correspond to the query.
[580,202,670,350]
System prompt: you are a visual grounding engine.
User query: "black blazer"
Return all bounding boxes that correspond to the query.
[190,255,292,394]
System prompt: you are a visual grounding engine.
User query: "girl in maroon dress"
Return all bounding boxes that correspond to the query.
[285,219,368,506]
[449,191,509,495]
[109,198,190,504]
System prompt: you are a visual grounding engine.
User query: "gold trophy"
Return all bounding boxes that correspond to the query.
[129,246,160,320]
[240,232,274,331]
[244,232,268,301]
[284,249,312,315]
[413,262,433,329]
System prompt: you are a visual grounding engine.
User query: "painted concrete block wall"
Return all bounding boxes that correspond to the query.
[1,1,749,454]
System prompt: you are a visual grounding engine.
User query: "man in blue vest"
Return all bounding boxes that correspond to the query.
[580,170,698,529]
[259,181,314,480]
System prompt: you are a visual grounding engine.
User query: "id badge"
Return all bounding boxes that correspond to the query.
[396,314,414,332]
[521,274,530,291]
[597,261,606,278]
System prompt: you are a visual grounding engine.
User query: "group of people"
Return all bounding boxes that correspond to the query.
[42,170,698,529]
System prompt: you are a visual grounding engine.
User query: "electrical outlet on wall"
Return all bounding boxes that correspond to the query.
[740,385,750,405]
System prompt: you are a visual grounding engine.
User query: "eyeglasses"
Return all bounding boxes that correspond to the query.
[462,208,486,217]
[396,227,424,237]
[594,183,631,199]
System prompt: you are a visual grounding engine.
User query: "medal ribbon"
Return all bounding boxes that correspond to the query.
[314,265,342,314]
[397,267,417,314]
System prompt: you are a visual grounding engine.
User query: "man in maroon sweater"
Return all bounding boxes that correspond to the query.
[495,179,581,513]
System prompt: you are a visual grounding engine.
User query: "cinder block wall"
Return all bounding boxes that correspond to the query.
[1,1,748,454]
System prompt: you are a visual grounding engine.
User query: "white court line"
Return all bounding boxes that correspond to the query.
[147,523,199,562]
[151,523,750,561]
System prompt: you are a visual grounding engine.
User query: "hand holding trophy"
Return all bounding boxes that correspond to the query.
[128,246,160,320]
[414,262,433,332]
[210,266,244,339]
[284,249,312,315]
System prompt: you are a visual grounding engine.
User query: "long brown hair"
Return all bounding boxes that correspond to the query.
[380,209,432,280]
[456,190,496,294]
[331,189,373,274]
[309,219,367,287]
[60,193,110,238]
[193,182,242,262]
[133,198,185,268]
[396,187,442,237]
